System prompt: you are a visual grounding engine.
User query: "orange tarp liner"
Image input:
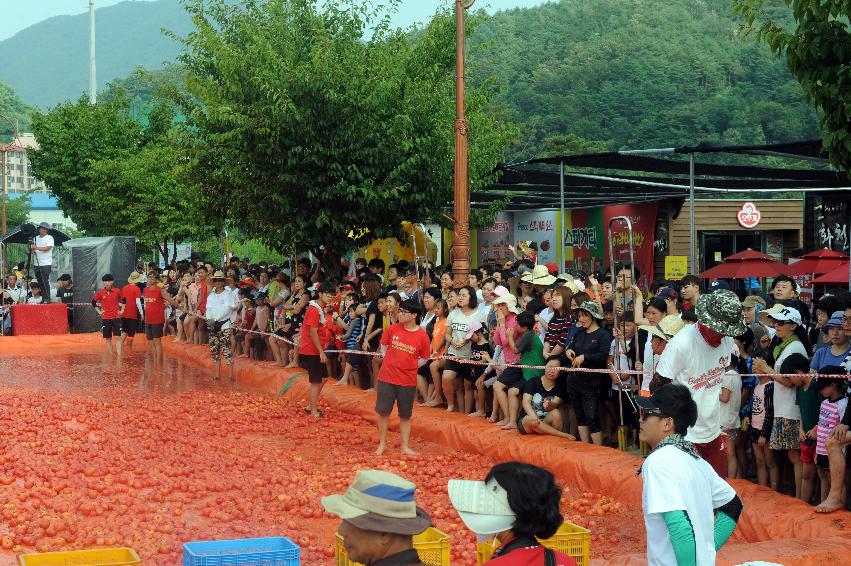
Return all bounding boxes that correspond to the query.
[4,335,850,565]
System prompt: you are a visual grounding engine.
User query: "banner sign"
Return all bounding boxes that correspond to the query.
[514,210,558,265]
[563,207,605,273]
[478,211,514,265]
[604,203,659,289]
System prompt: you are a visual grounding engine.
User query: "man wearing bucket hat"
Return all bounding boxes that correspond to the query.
[322,470,431,565]
[31,222,54,303]
[448,462,576,565]
[636,383,742,566]
[652,290,745,478]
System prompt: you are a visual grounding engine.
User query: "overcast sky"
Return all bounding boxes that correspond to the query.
[0,0,551,41]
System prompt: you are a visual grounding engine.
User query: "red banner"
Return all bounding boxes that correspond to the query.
[604,203,659,290]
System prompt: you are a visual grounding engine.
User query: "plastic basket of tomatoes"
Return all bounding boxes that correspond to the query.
[18,547,141,566]
[183,536,299,566]
[476,522,590,566]
[335,527,450,566]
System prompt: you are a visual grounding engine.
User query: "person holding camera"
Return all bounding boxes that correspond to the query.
[205,270,238,380]
[30,223,54,304]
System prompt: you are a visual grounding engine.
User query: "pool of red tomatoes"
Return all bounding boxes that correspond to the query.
[0,352,641,564]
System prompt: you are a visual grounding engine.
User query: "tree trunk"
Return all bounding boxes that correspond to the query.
[169,239,178,267]
[160,237,170,267]
[319,248,342,283]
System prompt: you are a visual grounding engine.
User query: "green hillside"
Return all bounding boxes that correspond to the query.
[0,81,32,141]
[0,0,193,110]
[470,0,820,158]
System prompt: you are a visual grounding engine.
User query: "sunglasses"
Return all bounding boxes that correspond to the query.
[639,408,665,421]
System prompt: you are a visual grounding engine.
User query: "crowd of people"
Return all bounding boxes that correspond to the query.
[37,250,848,516]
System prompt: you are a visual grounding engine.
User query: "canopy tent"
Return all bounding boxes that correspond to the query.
[476,139,851,274]
[698,249,792,279]
[812,262,850,285]
[787,248,849,276]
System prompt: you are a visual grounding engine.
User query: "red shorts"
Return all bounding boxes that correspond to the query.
[799,440,816,464]
[695,435,727,478]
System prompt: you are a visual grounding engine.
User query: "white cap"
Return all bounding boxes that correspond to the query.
[448,478,516,536]
[766,306,802,326]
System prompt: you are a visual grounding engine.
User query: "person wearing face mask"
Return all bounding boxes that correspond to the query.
[448,462,577,566]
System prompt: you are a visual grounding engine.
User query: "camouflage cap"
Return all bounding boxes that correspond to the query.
[695,289,747,337]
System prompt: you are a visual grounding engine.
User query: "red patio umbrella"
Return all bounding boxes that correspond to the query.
[812,262,850,285]
[698,248,793,279]
[787,248,849,276]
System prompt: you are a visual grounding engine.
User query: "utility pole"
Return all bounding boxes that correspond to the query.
[89,0,97,104]
[451,0,475,288]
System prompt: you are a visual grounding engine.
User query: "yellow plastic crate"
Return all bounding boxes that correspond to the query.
[476,522,590,566]
[335,527,450,566]
[18,547,141,566]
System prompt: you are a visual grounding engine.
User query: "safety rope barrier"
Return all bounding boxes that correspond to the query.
[19,302,851,380]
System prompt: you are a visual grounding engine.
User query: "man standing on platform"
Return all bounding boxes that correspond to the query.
[31,223,54,303]
[92,274,124,355]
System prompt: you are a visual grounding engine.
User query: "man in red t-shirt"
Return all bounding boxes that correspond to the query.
[143,270,175,361]
[91,274,124,354]
[376,298,431,456]
[120,271,143,350]
[300,281,337,419]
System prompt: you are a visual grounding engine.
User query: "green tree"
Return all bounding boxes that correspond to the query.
[5,193,31,228]
[28,78,213,264]
[0,82,31,142]
[174,0,516,274]
[734,0,850,171]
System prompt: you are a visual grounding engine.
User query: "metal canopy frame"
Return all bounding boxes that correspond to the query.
[474,139,851,278]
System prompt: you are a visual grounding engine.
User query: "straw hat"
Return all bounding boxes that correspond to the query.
[127,271,143,284]
[639,314,686,342]
[321,470,431,535]
[520,265,556,286]
[211,270,226,280]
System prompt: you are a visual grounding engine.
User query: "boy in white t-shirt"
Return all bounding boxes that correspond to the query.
[637,383,743,566]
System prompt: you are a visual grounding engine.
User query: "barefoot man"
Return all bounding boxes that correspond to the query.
[375,299,431,456]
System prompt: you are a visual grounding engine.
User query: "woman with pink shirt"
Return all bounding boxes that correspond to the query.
[491,292,521,426]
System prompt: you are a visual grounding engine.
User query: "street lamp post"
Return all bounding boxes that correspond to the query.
[451,0,475,288]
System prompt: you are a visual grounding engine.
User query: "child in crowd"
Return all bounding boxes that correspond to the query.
[468,321,493,417]
[338,302,367,387]
[519,357,575,439]
[251,292,271,360]
[27,282,44,304]
[746,365,777,491]
[495,311,544,431]
[814,367,849,507]
[234,288,256,358]
[720,349,743,478]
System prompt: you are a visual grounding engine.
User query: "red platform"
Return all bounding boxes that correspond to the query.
[10,304,69,335]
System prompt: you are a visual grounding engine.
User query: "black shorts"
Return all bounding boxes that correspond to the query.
[443,358,468,377]
[816,454,830,470]
[300,354,326,384]
[102,319,122,339]
[418,360,432,383]
[748,426,765,446]
[375,380,416,419]
[345,352,362,371]
[145,323,164,340]
[497,366,525,389]
[121,317,137,337]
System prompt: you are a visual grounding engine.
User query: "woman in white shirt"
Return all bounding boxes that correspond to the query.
[753,306,811,500]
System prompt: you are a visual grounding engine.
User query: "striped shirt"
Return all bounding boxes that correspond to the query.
[346,317,364,350]
[544,314,572,347]
[817,396,849,456]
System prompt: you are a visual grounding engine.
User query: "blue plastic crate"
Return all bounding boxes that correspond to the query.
[183,536,300,566]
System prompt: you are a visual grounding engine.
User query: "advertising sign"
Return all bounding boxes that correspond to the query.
[604,203,660,289]
[664,256,688,280]
[514,210,558,265]
[477,212,514,265]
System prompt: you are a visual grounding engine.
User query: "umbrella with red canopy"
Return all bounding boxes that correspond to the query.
[698,248,793,279]
[812,262,850,285]
[787,248,849,276]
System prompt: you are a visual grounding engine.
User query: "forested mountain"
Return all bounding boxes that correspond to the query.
[0,0,192,110]
[470,0,820,158]
[1,0,820,157]
[0,81,32,141]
